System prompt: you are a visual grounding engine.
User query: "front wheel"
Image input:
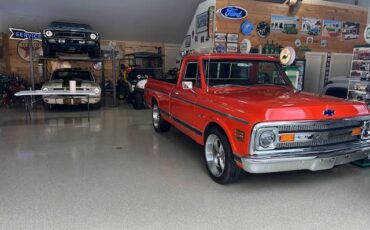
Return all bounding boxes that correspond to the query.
[152,103,171,132]
[204,127,243,184]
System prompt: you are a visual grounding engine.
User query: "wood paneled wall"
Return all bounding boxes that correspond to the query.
[0,34,169,84]
[215,0,368,55]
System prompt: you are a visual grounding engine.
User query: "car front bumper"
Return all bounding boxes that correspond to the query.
[43,96,101,105]
[241,142,370,173]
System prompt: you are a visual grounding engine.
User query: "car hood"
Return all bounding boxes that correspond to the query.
[45,26,96,33]
[43,80,99,89]
[207,86,369,123]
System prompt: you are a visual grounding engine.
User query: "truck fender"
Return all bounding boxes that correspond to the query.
[203,118,238,155]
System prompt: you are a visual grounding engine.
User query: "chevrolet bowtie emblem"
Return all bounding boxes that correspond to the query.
[323,109,335,116]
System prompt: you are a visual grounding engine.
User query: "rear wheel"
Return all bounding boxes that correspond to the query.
[133,91,145,109]
[204,127,243,184]
[152,103,171,132]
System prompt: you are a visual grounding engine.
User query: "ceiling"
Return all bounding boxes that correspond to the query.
[0,0,204,43]
[0,0,368,44]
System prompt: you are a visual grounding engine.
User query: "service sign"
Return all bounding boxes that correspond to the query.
[9,28,41,41]
[280,47,296,66]
[364,24,370,44]
[218,6,247,20]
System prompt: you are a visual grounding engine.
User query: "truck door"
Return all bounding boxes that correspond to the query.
[170,60,202,137]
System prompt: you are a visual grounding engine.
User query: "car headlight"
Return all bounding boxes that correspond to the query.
[94,87,101,94]
[362,121,370,139]
[45,30,53,38]
[42,87,49,91]
[255,128,279,150]
[90,33,97,40]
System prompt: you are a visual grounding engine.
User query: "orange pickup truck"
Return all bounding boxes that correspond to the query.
[144,53,370,184]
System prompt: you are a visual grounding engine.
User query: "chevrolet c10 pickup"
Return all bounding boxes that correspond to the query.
[144,53,370,184]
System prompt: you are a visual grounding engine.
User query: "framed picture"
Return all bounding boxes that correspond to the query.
[306,37,314,44]
[322,19,342,37]
[227,33,239,43]
[214,32,227,42]
[271,15,299,34]
[215,43,226,53]
[301,18,321,36]
[227,43,238,53]
[320,39,327,48]
[185,35,191,47]
[342,22,360,40]
[196,11,208,34]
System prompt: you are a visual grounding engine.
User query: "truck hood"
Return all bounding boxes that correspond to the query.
[43,80,99,89]
[209,86,369,123]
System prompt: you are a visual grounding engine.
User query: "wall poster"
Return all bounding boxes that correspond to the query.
[271,15,299,35]
[342,22,360,40]
[322,19,342,37]
[301,18,321,36]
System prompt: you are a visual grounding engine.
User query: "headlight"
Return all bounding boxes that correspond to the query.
[362,121,370,139]
[94,88,101,94]
[45,30,53,38]
[42,87,49,91]
[90,33,97,40]
[255,128,278,150]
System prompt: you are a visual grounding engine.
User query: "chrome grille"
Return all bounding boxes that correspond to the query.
[277,120,362,132]
[54,31,87,38]
[275,120,364,149]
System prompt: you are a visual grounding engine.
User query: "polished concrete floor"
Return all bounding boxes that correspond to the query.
[0,102,369,230]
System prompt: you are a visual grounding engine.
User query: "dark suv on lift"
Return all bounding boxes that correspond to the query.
[42,21,100,58]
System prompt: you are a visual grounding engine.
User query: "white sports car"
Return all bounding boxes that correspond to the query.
[41,68,101,107]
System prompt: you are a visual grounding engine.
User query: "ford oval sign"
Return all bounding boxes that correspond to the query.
[218,6,247,20]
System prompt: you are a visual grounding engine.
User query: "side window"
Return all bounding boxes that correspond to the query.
[183,62,201,87]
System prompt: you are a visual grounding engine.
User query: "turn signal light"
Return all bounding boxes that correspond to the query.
[352,127,362,136]
[235,129,245,142]
[279,133,295,142]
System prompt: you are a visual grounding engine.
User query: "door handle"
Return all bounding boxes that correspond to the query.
[174,91,179,95]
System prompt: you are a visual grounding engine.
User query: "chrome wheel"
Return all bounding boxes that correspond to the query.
[205,134,226,177]
[152,104,160,128]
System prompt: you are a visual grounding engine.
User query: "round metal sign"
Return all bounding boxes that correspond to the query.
[240,39,251,54]
[17,40,43,62]
[364,24,370,44]
[241,20,254,35]
[280,47,296,66]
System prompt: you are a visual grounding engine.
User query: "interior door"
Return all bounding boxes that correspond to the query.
[170,61,202,136]
[304,52,327,94]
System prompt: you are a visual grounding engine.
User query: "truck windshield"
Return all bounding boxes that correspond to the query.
[204,60,291,87]
[52,71,94,82]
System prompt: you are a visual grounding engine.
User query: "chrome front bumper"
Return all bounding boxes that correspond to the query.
[242,143,370,173]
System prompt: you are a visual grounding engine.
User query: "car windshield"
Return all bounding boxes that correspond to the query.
[203,59,291,87]
[52,71,94,81]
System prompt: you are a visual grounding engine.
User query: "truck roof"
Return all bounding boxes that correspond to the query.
[183,53,279,62]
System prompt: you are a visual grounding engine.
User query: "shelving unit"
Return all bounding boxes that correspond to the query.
[347,45,370,103]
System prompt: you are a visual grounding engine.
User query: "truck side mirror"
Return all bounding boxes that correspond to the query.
[182,81,193,90]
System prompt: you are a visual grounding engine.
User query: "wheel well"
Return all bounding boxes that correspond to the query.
[204,122,227,142]
[151,97,157,106]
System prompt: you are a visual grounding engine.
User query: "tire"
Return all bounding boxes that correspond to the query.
[204,127,243,184]
[92,101,101,110]
[152,102,171,133]
[133,91,145,109]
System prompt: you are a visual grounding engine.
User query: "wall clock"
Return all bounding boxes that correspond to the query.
[256,22,270,38]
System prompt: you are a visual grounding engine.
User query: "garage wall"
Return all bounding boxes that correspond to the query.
[215,0,368,55]
[0,34,180,84]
